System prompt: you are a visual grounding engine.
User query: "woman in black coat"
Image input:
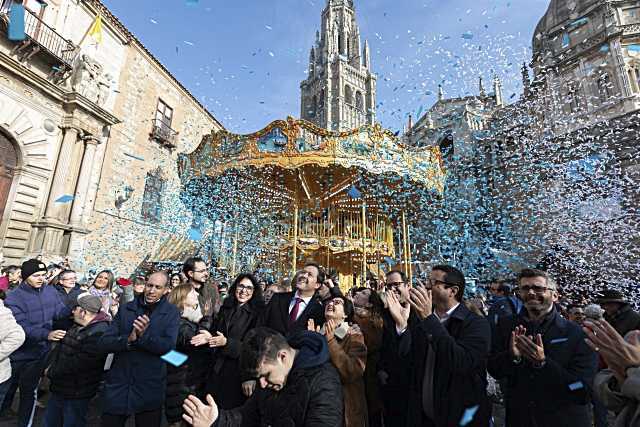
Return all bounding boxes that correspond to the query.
[198,273,264,409]
[164,284,210,426]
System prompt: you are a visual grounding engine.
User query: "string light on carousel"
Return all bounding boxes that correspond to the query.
[178,117,446,292]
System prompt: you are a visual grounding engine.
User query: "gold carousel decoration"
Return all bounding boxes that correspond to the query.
[178,117,445,291]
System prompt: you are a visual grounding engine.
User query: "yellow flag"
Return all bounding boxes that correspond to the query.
[87,15,103,44]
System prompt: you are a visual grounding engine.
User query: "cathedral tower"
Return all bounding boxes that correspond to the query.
[300,0,377,131]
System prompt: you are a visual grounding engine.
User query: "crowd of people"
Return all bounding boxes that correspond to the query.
[0,256,639,427]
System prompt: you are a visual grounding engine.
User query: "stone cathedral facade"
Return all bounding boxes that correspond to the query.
[300,0,377,131]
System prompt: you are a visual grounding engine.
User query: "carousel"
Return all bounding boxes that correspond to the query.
[178,117,445,291]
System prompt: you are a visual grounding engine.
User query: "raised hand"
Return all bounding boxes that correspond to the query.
[408,286,432,320]
[48,330,66,342]
[325,319,337,341]
[182,394,218,427]
[242,380,256,397]
[510,325,526,358]
[584,319,640,382]
[133,315,150,337]
[387,291,410,331]
[515,333,546,365]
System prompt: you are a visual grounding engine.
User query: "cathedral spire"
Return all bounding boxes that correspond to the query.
[479,76,486,97]
[438,84,444,101]
[493,75,504,107]
[363,40,371,69]
[521,62,530,97]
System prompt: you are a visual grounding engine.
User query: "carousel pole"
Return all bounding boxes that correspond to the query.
[406,221,413,285]
[231,223,239,278]
[401,210,409,278]
[361,201,367,285]
[326,206,331,270]
[292,205,299,278]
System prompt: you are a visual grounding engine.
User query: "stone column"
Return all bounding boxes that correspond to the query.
[69,138,100,226]
[43,126,79,222]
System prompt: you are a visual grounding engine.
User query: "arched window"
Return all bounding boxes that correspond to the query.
[319,89,325,109]
[566,82,582,113]
[0,132,18,221]
[141,168,165,223]
[344,85,353,105]
[355,91,364,110]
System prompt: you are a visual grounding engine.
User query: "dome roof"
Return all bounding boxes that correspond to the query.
[532,0,600,55]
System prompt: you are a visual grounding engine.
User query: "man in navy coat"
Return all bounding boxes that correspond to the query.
[99,271,180,427]
[488,268,597,427]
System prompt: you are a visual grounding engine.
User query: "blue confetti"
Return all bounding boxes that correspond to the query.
[189,227,203,241]
[459,405,479,426]
[628,44,640,52]
[462,32,474,40]
[161,350,188,367]
[55,195,74,204]
[568,381,584,391]
[8,1,26,41]
[124,152,145,161]
[600,45,610,52]
[348,185,362,199]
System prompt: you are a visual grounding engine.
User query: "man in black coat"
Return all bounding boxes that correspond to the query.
[390,265,491,427]
[182,327,344,427]
[488,268,597,427]
[377,270,418,427]
[259,263,325,337]
[597,288,640,337]
[44,293,110,426]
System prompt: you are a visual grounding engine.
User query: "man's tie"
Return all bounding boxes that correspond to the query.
[289,297,302,326]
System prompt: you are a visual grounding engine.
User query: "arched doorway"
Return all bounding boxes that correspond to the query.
[0,133,18,221]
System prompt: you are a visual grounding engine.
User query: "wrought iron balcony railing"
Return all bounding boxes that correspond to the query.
[151,119,178,148]
[2,4,76,74]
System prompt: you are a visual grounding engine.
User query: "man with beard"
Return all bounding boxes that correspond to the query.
[183,257,219,329]
[377,270,418,427]
[259,263,324,337]
[488,268,597,427]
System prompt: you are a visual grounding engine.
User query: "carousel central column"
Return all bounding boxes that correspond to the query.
[361,202,367,284]
[292,205,299,277]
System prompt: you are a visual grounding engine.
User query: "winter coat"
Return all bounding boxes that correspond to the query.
[487,295,522,329]
[52,284,83,330]
[605,305,640,337]
[195,282,220,330]
[47,312,110,399]
[353,314,384,424]
[327,325,368,427]
[216,331,344,427]
[488,307,598,427]
[0,300,25,383]
[594,367,640,427]
[207,301,263,409]
[402,303,492,427]
[259,292,325,337]
[165,317,209,423]
[98,295,180,415]
[5,282,72,362]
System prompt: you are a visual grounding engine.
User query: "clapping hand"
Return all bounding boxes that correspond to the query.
[515,332,546,365]
[408,284,432,320]
[209,331,227,348]
[324,319,337,341]
[307,319,321,333]
[191,330,212,347]
[182,394,218,427]
[584,320,640,383]
[387,291,410,331]
[128,315,149,343]
[48,330,66,342]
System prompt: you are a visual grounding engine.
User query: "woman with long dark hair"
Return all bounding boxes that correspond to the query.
[88,270,115,319]
[193,273,264,409]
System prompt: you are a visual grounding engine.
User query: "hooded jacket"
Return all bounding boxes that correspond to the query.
[594,367,640,427]
[216,331,344,427]
[47,311,110,399]
[5,282,71,362]
[0,300,25,383]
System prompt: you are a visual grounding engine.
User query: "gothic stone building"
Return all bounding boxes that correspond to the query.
[300,0,377,131]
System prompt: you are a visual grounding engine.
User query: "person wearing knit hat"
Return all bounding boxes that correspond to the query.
[1,259,72,425]
[597,288,640,337]
[44,292,111,427]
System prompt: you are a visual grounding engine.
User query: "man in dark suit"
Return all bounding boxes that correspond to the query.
[259,263,325,337]
[488,268,597,427]
[389,265,492,427]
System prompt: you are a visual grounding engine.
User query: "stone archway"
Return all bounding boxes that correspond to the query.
[0,132,18,221]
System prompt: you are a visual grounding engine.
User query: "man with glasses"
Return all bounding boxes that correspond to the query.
[183,257,219,329]
[377,270,417,427]
[2,259,71,426]
[388,265,491,427]
[488,268,597,427]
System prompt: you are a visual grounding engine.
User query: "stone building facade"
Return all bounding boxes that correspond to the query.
[300,0,377,131]
[0,0,223,274]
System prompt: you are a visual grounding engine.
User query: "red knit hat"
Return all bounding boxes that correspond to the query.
[0,276,8,291]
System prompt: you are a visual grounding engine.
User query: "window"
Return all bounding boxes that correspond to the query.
[355,91,364,110]
[344,85,353,105]
[623,7,640,24]
[596,72,613,102]
[156,99,173,128]
[567,82,582,113]
[141,169,165,223]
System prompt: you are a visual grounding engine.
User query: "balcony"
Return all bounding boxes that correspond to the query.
[150,119,178,149]
[1,5,77,82]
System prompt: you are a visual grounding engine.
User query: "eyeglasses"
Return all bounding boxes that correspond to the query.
[518,285,553,294]
[193,269,208,274]
[237,284,254,292]
[385,281,405,290]
[425,278,458,289]
[328,298,344,305]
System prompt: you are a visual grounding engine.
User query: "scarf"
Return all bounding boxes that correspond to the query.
[89,286,112,317]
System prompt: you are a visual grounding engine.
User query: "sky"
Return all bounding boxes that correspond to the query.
[101,0,551,134]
